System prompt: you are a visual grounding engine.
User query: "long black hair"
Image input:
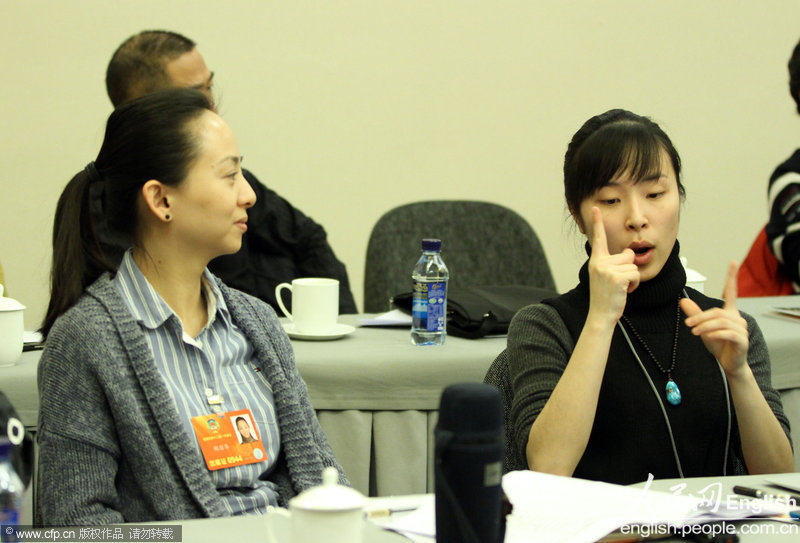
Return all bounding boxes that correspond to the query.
[563,109,685,223]
[41,88,213,337]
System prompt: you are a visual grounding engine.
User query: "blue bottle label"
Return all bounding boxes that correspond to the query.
[0,508,18,534]
[412,281,446,332]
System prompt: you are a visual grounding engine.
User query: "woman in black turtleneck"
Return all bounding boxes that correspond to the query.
[507,109,793,485]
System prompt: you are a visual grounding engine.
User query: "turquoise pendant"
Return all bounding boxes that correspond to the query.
[666,379,682,406]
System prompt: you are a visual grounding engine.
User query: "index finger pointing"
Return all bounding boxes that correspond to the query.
[722,260,739,311]
[590,207,610,257]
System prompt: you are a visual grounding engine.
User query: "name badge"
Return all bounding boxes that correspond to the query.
[191,408,267,470]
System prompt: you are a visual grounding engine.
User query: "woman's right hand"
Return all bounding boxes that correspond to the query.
[586,207,640,326]
[525,207,636,475]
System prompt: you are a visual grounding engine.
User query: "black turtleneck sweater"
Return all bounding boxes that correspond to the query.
[506,241,790,485]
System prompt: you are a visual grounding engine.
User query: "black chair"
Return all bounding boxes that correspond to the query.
[483,349,527,473]
[363,200,556,313]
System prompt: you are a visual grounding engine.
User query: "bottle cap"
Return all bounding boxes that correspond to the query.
[421,239,442,252]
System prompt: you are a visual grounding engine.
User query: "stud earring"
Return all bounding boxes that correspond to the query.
[165,214,171,220]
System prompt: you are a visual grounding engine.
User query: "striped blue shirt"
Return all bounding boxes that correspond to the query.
[113,250,281,514]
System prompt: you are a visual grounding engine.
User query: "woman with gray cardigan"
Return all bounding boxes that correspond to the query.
[38,88,346,525]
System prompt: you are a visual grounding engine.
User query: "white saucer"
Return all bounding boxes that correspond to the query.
[282,322,356,341]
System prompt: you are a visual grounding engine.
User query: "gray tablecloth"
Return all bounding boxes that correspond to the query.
[1,315,506,498]
[738,295,800,471]
[738,295,800,390]
[290,315,506,496]
[4,300,798,500]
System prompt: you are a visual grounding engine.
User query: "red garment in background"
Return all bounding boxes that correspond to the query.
[738,226,796,297]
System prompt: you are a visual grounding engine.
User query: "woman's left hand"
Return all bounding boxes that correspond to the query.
[679,261,749,377]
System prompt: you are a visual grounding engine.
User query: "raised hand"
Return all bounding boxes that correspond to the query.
[680,261,749,376]
[586,207,641,326]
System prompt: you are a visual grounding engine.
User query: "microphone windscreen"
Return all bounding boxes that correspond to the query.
[437,382,503,438]
[435,383,504,543]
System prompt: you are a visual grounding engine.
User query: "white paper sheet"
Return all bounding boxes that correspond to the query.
[23,330,43,344]
[766,474,800,494]
[502,471,706,543]
[376,495,435,538]
[359,309,412,327]
[772,306,800,319]
[378,472,794,543]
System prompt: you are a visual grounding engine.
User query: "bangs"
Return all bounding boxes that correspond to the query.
[563,108,684,216]
[571,121,667,201]
[616,133,664,182]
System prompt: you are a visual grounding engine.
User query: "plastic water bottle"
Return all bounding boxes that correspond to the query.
[411,238,449,346]
[0,439,23,542]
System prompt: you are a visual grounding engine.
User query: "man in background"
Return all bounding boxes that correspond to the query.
[100,30,357,313]
[764,38,800,293]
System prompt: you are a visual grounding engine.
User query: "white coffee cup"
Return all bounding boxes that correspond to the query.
[0,284,25,367]
[275,278,339,334]
[287,466,365,543]
[680,257,707,294]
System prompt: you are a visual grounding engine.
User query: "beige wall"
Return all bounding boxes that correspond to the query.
[1,1,799,329]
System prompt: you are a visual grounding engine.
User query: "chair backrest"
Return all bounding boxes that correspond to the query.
[363,200,556,313]
[483,349,526,473]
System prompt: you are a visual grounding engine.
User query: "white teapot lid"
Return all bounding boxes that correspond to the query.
[290,467,365,512]
[0,285,25,312]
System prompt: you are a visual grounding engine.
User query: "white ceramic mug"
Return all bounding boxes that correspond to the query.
[0,284,25,367]
[275,278,339,334]
[680,257,707,294]
[287,466,365,543]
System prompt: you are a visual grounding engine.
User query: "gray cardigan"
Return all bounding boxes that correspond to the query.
[37,273,346,525]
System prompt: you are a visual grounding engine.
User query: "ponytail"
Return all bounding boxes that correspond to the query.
[40,88,213,338]
[40,165,115,338]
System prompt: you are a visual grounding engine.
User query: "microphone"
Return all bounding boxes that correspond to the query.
[435,382,505,543]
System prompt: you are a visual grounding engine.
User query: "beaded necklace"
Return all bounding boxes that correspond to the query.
[620,297,682,406]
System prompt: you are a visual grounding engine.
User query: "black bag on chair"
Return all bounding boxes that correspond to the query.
[392,285,557,339]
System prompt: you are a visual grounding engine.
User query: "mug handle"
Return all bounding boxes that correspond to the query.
[274,283,293,320]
